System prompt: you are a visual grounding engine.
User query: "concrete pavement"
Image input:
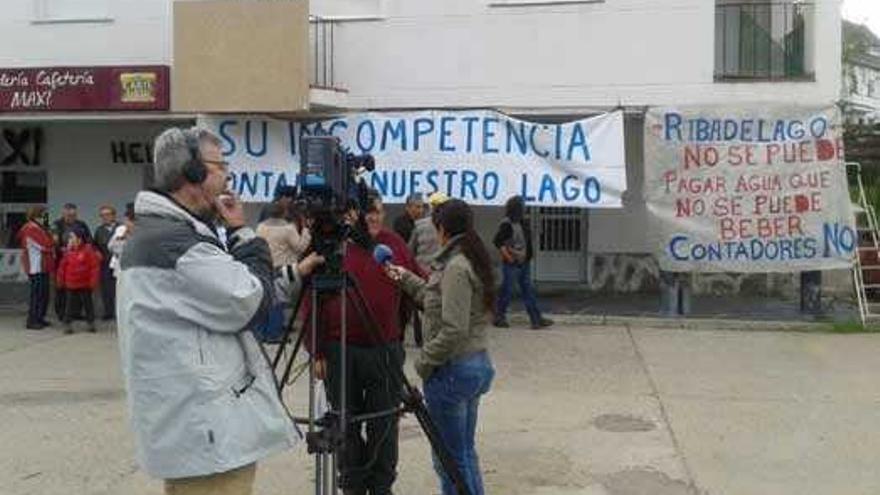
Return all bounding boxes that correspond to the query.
[0,312,878,495]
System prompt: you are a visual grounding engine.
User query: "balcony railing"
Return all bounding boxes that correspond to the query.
[310,16,340,89]
[715,2,813,81]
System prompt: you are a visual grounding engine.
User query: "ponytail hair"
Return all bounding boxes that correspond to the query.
[436,199,496,313]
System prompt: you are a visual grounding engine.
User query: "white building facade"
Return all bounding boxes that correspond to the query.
[0,0,843,293]
[842,21,880,124]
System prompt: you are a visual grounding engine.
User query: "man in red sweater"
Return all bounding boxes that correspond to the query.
[305,191,422,495]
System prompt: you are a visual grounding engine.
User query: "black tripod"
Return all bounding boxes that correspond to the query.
[271,268,472,495]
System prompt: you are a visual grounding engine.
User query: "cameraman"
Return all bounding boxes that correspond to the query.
[116,127,319,495]
[305,191,423,495]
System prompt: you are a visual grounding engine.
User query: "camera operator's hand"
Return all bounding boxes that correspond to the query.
[215,192,246,228]
[297,252,325,277]
[314,358,327,381]
[383,263,407,283]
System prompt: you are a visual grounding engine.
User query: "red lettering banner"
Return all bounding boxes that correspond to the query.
[645,106,856,273]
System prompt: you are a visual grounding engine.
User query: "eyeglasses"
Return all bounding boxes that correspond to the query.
[203,159,230,170]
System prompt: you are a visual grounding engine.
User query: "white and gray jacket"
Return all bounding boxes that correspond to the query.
[116,191,299,479]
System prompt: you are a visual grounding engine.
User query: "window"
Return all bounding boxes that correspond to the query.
[0,172,46,248]
[533,207,583,253]
[715,1,812,80]
[2,211,28,249]
[1,172,47,204]
[851,67,862,95]
[33,0,111,23]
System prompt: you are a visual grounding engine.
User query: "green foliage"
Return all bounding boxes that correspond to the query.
[825,320,880,333]
[844,122,880,214]
[863,181,880,219]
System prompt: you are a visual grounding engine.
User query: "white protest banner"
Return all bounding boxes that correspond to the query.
[198,110,626,207]
[645,105,856,273]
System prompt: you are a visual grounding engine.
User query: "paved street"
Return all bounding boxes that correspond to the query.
[1,312,879,495]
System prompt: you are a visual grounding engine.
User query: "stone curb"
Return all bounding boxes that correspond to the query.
[0,307,835,333]
[505,312,831,332]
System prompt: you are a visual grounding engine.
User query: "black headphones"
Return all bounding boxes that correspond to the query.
[181,128,208,184]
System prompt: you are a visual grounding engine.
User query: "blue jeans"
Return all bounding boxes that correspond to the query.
[424,351,495,495]
[496,262,542,325]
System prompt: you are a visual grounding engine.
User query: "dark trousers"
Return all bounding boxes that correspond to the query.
[54,287,66,320]
[63,289,94,324]
[99,262,116,319]
[324,341,404,495]
[27,273,50,326]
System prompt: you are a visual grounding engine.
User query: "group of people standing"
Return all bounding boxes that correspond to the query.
[393,193,554,334]
[16,202,134,333]
[289,187,497,495]
[108,125,554,495]
[255,188,552,495]
[386,195,497,495]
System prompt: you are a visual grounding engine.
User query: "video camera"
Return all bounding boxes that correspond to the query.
[298,136,375,274]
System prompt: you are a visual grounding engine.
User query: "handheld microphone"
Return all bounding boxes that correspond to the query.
[373,243,393,266]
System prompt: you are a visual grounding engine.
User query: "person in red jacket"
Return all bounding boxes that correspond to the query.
[16,206,56,330]
[56,231,102,334]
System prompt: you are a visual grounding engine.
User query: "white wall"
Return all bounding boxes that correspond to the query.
[0,0,841,108]
[44,121,172,224]
[0,0,170,67]
[325,0,841,109]
[0,0,845,263]
[589,113,648,253]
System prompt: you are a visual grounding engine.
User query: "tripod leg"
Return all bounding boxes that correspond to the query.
[405,384,472,495]
[316,453,324,495]
[335,274,349,494]
[340,277,348,442]
[324,453,339,495]
[310,287,323,495]
[277,321,307,389]
[345,275,472,495]
[331,451,339,495]
[272,278,309,371]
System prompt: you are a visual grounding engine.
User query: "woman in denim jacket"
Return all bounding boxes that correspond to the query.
[386,199,496,495]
